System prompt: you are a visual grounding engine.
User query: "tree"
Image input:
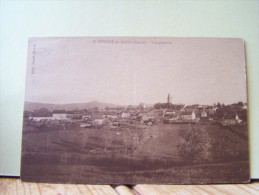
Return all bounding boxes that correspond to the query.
[177,125,212,163]
[238,101,244,106]
[154,103,161,109]
[238,109,247,122]
[33,107,52,117]
[214,108,224,121]
[153,102,173,109]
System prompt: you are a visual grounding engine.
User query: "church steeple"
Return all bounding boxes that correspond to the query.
[167,93,170,104]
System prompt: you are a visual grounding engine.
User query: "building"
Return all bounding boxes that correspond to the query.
[103,112,118,119]
[29,116,54,121]
[82,115,91,120]
[221,113,242,125]
[168,113,179,121]
[139,103,147,109]
[92,115,106,125]
[179,111,196,121]
[163,109,175,118]
[52,110,67,120]
[121,112,131,118]
[201,110,208,118]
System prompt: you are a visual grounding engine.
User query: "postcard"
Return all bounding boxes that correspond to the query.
[21,37,249,184]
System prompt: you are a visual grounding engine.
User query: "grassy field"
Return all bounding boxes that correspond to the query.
[22,124,183,158]
[21,123,249,184]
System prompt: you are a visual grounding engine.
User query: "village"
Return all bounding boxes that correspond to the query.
[22,95,249,184]
[23,94,248,131]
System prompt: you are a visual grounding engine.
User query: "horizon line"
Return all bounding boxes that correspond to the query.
[24,100,247,106]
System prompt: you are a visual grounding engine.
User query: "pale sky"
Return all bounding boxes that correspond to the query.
[25,37,247,105]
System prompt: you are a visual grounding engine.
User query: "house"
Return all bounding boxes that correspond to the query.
[179,111,196,121]
[80,122,93,128]
[121,112,131,118]
[168,113,179,121]
[65,110,82,119]
[201,110,208,118]
[103,112,118,119]
[207,108,216,115]
[130,112,141,120]
[163,110,196,123]
[140,113,149,122]
[66,114,82,120]
[221,113,242,125]
[197,105,206,110]
[82,115,91,120]
[200,110,215,122]
[200,112,210,122]
[92,115,106,125]
[163,109,175,117]
[52,110,67,120]
[29,116,54,121]
[139,103,147,109]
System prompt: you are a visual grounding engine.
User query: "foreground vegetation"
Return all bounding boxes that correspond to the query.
[21,123,249,184]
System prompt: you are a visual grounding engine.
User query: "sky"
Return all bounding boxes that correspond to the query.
[25,37,247,105]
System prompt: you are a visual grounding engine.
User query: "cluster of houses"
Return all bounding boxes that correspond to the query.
[27,107,146,129]
[162,106,242,125]
[25,101,247,130]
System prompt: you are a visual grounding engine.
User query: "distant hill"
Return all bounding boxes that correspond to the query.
[24,101,121,111]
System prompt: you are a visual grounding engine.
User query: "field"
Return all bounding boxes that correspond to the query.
[21,123,249,184]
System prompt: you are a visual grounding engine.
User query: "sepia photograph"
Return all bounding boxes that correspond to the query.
[21,37,249,184]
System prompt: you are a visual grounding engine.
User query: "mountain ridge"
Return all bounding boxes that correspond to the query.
[24,101,121,111]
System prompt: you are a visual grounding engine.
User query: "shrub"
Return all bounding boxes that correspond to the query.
[177,124,212,163]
